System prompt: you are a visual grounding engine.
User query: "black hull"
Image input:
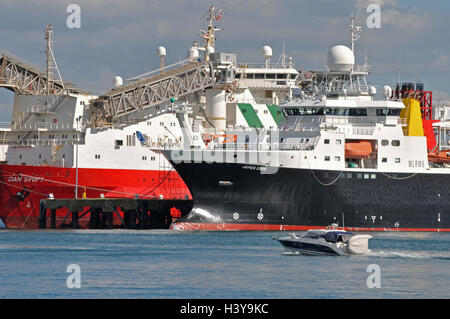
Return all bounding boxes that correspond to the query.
[278,239,342,255]
[168,160,450,231]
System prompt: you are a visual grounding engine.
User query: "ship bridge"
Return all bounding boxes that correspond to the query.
[90,60,215,126]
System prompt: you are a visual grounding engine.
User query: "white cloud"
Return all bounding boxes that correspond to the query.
[355,0,431,34]
[429,51,450,72]
[433,90,450,101]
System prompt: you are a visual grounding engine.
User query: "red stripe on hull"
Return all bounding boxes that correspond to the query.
[0,164,191,229]
[171,222,450,232]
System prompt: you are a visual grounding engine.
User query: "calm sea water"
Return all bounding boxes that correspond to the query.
[0,229,449,299]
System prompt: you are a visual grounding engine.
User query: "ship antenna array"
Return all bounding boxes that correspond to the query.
[348,15,362,54]
[277,41,287,68]
[45,25,65,94]
[195,5,223,61]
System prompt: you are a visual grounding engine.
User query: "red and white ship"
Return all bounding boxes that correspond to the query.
[0,6,299,228]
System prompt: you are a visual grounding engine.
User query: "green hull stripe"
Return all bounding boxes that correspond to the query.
[267,104,286,126]
[237,103,263,128]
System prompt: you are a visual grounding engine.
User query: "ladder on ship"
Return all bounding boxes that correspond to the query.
[90,61,215,126]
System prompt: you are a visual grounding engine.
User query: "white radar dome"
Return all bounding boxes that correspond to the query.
[188,47,200,61]
[113,76,123,88]
[326,45,355,72]
[206,46,215,55]
[261,45,273,59]
[157,46,167,57]
[383,85,392,99]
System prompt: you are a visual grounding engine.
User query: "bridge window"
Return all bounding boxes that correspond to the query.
[376,108,402,116]
[381,140,389,146]
[392,140,400,147]
[284,108,325,116]
[324,108,368,116]
[349,108,368,116]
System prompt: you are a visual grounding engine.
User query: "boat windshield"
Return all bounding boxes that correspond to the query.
[324,231,353,243]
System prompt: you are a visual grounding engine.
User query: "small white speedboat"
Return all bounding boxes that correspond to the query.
[276,229,372,256]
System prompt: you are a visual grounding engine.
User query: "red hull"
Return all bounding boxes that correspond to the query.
[171,222,450,232]
[0,164,191,229]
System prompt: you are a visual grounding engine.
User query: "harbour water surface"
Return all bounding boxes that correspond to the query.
[0,229,449,299]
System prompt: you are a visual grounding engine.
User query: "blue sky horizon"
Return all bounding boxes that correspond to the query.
[0,0,449,120]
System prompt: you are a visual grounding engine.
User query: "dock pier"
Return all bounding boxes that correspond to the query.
[38,198,192,230]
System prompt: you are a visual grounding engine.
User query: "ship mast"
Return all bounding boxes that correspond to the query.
[348,16,362,55]
[198,5,222,61]
[44,25,65,95]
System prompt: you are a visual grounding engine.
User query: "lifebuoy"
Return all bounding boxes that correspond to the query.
[229,96,235,102]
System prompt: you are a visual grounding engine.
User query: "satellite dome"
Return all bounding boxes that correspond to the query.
[188,47,199,61]
[326,45,355,72]
[113,76,123,88]
[206,46,215,55]
[261,45,273,59]
[383,85,392,99]
[157,46,166,57]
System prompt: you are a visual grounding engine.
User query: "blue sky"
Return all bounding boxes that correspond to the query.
[0,0,449,120]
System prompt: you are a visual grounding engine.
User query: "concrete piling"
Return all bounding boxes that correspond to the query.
[38,198,192,230]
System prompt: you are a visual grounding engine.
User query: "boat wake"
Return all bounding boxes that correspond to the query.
[366,250,450,260]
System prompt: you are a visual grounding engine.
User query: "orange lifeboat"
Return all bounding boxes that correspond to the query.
[345,141,373,159]
[428,151,450,164]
